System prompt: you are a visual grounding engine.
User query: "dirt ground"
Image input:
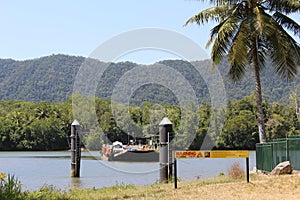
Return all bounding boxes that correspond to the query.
[48,172,300,199]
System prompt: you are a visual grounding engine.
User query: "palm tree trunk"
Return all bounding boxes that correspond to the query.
[252,39,266,143]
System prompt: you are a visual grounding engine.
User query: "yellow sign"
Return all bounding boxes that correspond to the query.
[174,150,248,159]
[174,151,210,158]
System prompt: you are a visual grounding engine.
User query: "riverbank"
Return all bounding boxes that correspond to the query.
[0,151,257,191]
[16,173,300,199]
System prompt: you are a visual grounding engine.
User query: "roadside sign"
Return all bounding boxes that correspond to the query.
[174,151,210,158]
[174,150,249,159]
[173,150,250,188]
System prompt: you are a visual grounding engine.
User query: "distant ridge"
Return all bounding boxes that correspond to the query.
[0,54,298,104]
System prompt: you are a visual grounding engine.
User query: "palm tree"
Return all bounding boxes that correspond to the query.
[186,0,300,143]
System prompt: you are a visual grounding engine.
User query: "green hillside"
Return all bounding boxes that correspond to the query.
[0,54,298,104]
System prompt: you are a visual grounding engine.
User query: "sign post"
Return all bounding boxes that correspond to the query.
[246,157,249,183]
[174,158,177,189]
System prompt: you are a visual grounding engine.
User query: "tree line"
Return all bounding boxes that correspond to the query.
[0,93,299,151]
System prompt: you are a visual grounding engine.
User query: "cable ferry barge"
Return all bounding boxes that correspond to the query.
[101,141,159,162]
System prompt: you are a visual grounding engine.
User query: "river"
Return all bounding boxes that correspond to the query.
[0,151,256,191]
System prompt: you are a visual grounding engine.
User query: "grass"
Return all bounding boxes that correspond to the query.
[0,173,23,200]
[2,172,300,199]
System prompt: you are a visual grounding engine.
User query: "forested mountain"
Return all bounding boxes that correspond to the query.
[0,54,83,102]
[0,54,299,104]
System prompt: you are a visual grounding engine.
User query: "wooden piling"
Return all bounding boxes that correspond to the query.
[71,120,80,177]
[159,117,173,183]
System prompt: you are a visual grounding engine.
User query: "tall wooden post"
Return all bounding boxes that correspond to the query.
[159,117,173,183]
[246,157,249,183]
[71,120,81,177]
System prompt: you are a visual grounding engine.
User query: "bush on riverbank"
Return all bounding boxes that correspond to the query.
[228,162,245,179]
[0,173,23,200]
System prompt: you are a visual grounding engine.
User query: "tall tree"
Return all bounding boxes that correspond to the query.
[185,0,300,143]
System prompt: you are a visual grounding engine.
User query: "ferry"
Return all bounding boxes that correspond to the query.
[101,141,159,162]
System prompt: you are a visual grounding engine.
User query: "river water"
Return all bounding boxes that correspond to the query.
[0,151,256,191]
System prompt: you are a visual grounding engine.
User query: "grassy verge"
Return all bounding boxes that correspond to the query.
[24,175,240,200]
[2,172,300,200]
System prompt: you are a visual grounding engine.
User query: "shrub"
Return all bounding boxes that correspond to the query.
[228,162,244,179]
[0,173,23,200]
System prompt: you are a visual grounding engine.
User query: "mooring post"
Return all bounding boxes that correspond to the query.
[159,117,173,183]
[71,120,80,177]
[246,157,249,183]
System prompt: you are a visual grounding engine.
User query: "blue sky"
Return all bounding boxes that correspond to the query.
[0,0,299,64]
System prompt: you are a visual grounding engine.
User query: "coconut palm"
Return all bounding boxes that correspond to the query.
[186,0,300,143]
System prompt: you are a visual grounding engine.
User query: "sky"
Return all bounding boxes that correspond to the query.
[0,0,299,64]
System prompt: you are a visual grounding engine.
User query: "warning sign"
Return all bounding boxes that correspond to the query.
[210,151,249,158]
[174,150,248,159]
[174,151,211,158]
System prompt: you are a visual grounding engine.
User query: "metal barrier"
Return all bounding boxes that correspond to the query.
[256,136,300,172]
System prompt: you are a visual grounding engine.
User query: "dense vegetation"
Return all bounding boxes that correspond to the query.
[1,54,300,150]
[0,100,71,150]
[0,54,299,104]
[0,93,299,151]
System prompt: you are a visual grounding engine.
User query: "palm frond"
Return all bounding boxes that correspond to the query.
[227,20,250,81]
[252,6,265,35]
[197,0,240,5]
[227,62,248,82]
[251,3,300,78]
[267,20,300,80]
[267,0,300,14]
[206,21,225,48]
[185,5,230,26]
[251,6,276,37]
[249,6,274,71]
[210,15,242,68]
[273,12,300,37]
[205,3,244,48]
[208,3,245,69]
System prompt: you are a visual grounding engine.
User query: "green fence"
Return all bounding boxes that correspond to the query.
[256,136,300,172]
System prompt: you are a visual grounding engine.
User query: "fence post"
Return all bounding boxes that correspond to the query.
[286,138,290,161]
